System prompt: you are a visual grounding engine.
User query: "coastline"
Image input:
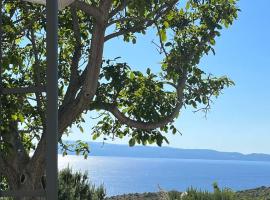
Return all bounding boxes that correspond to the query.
[105,186,270,200]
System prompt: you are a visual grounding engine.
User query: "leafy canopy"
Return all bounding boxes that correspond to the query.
[0,0,239,159]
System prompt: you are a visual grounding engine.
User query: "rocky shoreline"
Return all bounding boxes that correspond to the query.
[106,186,270,200]
[106,192,163,200]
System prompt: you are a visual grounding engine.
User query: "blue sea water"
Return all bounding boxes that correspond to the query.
[58,155,270,196]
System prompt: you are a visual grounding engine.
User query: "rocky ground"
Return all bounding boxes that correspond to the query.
[106,186,270,200]
[105,192,162,200]
[235,186,270,200]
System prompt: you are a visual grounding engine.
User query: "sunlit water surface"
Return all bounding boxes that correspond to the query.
[58,155,270,196]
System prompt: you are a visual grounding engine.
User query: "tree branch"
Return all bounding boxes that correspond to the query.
[155,22,169,58]
[104,0,178,42]
[107,16,138,27]
[94,71,187,130]
[29,28,46,129]
[31,1,114,176]
[74,1,104,24]
[109,0,130,18]
[61,6,82,107]
[58,1,113,134]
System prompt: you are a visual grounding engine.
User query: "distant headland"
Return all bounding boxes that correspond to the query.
[60,141,270,162]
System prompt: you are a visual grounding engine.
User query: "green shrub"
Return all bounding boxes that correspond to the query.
[180,183,236,200]
[167,190,182,199]
[58,167,106,200]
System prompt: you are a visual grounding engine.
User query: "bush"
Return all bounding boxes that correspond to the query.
[161,183,236,200]
[58,167,106,200]
[175,183,236,200]
[167,190,182,199]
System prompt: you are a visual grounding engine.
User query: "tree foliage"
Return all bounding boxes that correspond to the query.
[58,167,106,200]
[0,0,239,190]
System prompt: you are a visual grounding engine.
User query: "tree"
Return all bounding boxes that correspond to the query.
[0,0,239,198]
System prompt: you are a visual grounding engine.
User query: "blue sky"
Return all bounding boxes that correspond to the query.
[63,0,270,154]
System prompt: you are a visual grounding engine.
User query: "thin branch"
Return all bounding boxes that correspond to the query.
[29,28,46,129]
[162,81,177,89]
[193,91,214,118]
[155,22,169,58]
[104,21,147,41]
[107,16,138,27]
[89,111,107,120]
[109,0,130,18]
[74,1,104,24]
[104,0,178,42]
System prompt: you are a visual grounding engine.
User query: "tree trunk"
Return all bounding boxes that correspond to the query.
[0,126,45,200]
[4,164,46,200]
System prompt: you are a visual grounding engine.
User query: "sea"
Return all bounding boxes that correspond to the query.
[58,155,270,196]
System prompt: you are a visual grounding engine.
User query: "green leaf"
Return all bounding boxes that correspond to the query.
[186,1,190,10]
[160,29,167,42]
[210,38,216,45]
[165,42,172,47]
[163,21,169,28]
[62,151,67,157]
[79,126,84,133]
[18,114,25,122]
[146,68,151,75]
[11,114,18,121]
[5,4,12,13]
[130,72,135,80]
[92,133,98,140]
[129,138,136,147]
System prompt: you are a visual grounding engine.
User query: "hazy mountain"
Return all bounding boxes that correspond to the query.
[59,141,270,162]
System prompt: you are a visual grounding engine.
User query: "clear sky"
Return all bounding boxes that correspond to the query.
[63,0,270,154]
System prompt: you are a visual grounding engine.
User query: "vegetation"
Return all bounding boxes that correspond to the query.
[58,167,106,200]
[107,184,270,200]
[108,184,236,200]
[2,168,270,200]
[167,184,270,200]
[235,186,270,200]
[167,183,236,200]
[0,0,239,194]
[0,168,106,200]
